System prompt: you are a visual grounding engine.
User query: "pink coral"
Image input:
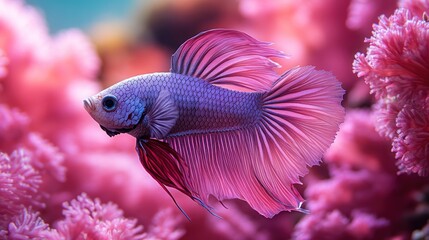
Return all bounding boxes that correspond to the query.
[393,100,429,175]
[0,104,65,183]
[294,210,350,240]
[353,9,429,99]
[208,207,271,240]
[295,110,429,239]
[1,193,183,240]
[0,50,7,78]
[0,0,100,150]
[293,210,388,240]
[0,0,48,68]
[54,193,145,240]
[144,209,185,240]
[50,30,100,81]
[4,209,59,240]
[0,104,29,150]
[353,7,429,175]
[325,110,395,171]
[52,194,183,240]
[399,0,429,17]
[304,168,394,214]
[347,0,397,32]
[0,150,43,228]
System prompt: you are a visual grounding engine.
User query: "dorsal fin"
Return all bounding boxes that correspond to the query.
[147,90,178,139]
[170,29,286,92]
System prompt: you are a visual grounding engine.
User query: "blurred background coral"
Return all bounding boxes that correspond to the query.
[1,0,428,239]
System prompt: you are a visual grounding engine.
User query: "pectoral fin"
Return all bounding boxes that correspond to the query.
[147,89,178,139]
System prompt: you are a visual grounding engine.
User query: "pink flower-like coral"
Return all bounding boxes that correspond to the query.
[393,100,429,175]
[3,209,60,240]
[353,6,429,175]
[0,104,66,183]
[293,210,388,240]
[1,193,181,240]
[0,150,43,228]
[54,193,145,240]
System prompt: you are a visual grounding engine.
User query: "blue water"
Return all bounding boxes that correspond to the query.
[26,0,137,33]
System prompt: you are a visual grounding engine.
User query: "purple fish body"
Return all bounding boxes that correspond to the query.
[84,29,345,218]
[123,72,261,137]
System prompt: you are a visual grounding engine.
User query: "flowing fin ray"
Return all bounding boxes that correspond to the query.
[136,138,219,218]
[170,29,286,92]
[165,66,344,217]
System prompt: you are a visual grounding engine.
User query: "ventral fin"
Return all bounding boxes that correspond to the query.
[136,138,217,219]
[170,29,286,92]
[147,89,179,139]
[136,138,193,220]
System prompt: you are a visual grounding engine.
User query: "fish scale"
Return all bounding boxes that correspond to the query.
[137,72,263,136]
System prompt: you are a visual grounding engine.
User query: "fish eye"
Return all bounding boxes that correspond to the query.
[102,95,118,112]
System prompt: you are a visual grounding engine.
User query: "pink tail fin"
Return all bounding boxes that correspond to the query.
[165,66,344,217]
[255,66,345,210]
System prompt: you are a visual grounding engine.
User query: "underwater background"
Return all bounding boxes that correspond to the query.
[1,0,428,239]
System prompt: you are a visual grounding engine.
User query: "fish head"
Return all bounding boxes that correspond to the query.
[83,81,147,138]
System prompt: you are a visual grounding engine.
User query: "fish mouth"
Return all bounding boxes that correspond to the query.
[83,98,95,112]
[99,125,136,137]
[99,112,145,137]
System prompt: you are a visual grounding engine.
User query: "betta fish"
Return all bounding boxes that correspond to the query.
[84,29,344,218]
